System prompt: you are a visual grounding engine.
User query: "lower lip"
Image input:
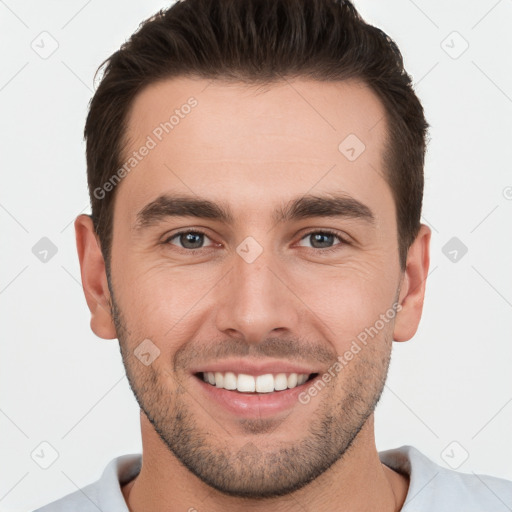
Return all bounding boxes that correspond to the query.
[193,375,317,418]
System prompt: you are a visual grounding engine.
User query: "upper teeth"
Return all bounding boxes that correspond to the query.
[202,372,310,393]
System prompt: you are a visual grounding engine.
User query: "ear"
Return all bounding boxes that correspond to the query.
[75,214,117,340]
[393,224,431,342]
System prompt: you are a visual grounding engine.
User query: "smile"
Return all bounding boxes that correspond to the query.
[197,371,318,393]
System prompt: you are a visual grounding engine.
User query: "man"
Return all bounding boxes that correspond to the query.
[35,0,512,510]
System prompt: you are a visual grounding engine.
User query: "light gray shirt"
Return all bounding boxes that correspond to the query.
[34,445,512,511]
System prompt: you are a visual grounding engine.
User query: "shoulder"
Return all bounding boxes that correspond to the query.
[379,445,512,511]
[33,454,142,512]
[33,481,104,512]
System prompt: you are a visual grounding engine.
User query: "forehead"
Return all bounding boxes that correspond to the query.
[116,76,392,225]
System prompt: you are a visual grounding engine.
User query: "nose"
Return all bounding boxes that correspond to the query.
[215,247,300,344]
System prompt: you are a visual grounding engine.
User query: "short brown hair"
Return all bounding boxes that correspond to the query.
[85,0,429,271]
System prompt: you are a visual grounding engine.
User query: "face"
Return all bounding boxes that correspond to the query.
[79,77,429,498]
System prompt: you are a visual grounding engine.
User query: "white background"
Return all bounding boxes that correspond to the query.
[1,1,511,510]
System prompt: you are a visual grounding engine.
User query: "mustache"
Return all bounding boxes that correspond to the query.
[173,336,338,371]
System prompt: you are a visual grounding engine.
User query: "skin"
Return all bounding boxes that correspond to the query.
[75,77,431,512]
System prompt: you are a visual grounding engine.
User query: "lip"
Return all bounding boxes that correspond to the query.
[192,372,320,419]
[189,358,318,376]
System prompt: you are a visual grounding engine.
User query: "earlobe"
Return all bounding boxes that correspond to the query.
[393,224,431,342]
[75,214,117,340]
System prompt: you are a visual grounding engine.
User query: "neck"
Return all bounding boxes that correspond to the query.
[123,413,408,512]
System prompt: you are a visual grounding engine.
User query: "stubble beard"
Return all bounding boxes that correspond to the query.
[110,291,392,498]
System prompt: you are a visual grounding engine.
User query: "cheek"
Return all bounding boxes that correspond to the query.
[112,260,217,343]
[294,257,399,346]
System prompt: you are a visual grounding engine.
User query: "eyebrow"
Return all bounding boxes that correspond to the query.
[133,192,375,231]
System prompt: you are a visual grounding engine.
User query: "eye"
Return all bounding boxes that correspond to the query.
[162,229,348,253]
[297,230,347,252]
[164,230,215,250]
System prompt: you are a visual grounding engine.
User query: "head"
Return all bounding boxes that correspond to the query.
[76,0,430,499]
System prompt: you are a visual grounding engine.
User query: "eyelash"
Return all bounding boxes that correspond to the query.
[162,228,349,254]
